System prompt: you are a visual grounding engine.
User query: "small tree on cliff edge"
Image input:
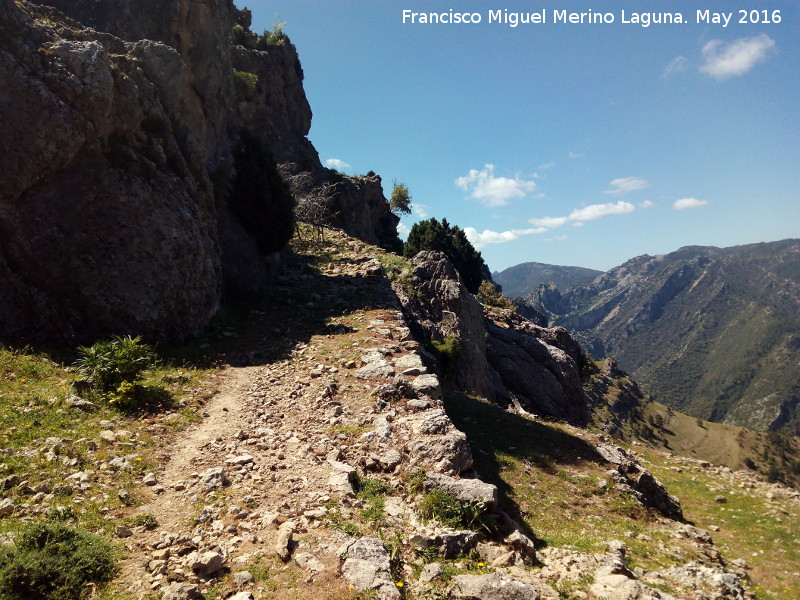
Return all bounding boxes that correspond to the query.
[404,217,486,294]
[390,180,412,215]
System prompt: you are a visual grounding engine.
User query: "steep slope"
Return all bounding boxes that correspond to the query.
[533,240,800,433]
[493,262,602,298]
[5,229,790,600]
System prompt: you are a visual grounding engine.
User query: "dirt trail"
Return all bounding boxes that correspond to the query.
[115,236,425,598]
[136,366,263,530]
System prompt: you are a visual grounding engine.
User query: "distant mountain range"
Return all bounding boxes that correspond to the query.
[518,240,800,434]
[493,262,602,298]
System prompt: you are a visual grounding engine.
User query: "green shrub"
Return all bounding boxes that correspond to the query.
[258,15,288,47]
[233,69,259,100]
[231,17,288,50]
[404,218,486,294]
[108,380,139,410]
[0,522,118,600]
[260,28,287,47]
[230,24,258,48]
[74,335,155,393]
[389,180,412,215]
[476,280,513,309]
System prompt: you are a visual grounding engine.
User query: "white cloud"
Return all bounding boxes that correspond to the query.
[603,177,650,195]
[700,34,775,80]
[569,201,636,221]
[568,152,585,159]
[463,226,547,249]
[663,56,689,77]
[527,201,636,236]
[528,216,569,229]
[397,222,410,237]
[325,158,351,171]
[538,161,556,170]
[639,200,656,208]
[672,197,709,210]
[464,198,640,249]
[455,164,537,207]
[412,203,429,219]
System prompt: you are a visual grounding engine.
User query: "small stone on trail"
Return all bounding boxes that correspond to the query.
[275,521,296,561]
[161,583,200,600]
[115,525,133,538]
[234,571,255,586]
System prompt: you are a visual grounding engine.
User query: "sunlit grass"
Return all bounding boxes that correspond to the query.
[641,448,800,600]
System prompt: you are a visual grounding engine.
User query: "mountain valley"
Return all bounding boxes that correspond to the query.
[525,240,800,435]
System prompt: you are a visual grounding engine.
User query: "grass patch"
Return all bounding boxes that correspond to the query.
[377,254,411,282]
[123,513,158,530]
[640,448,800,600]
[439,392,718,575]
[418,488,498,535]
[426,337,461,382]
[355,475,390,530]
[323,499,361,538]
[0,341,213,539]
[332,424,368,438]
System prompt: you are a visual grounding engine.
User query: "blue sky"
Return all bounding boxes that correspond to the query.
[241,1,799,272]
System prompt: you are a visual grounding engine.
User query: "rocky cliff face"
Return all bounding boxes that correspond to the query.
[396,251,589,425]
[533,240,800,433]
[0,0,227,342]
[229,31,399,249]
[0,0,399,343]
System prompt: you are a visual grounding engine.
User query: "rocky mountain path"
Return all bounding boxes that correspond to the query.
[134,365,260,530]
[106,233,790,600]
[114,235,434,599]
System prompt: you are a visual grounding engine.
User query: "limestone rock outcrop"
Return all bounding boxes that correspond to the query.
[1,0,227,342]
[0,0,400,343]
[340,537,401,600]
[395,251,589,424]
[596,442,683,521]
[449,571,541,600]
